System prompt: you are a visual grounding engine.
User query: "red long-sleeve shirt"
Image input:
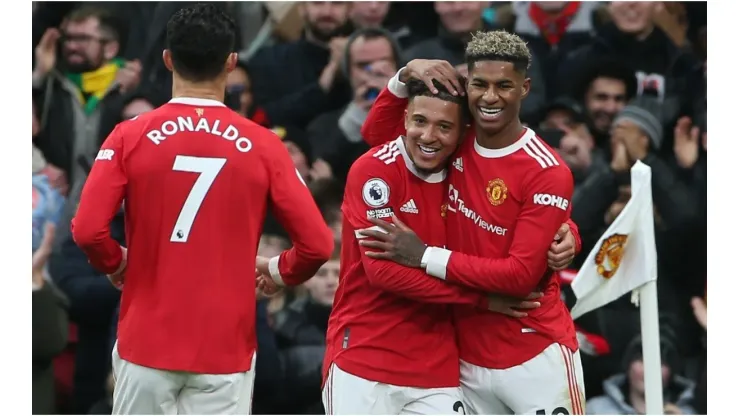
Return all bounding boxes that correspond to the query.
[361,72,580,369]
[324,137,488,388]
[72,97,333,374]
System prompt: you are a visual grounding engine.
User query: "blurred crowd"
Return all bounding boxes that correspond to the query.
[31,1,707,415]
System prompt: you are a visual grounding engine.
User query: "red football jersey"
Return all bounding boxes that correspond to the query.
[72,97,334,374]
[324,137,489,388]
[432,128,579,369]
[361,74,579,369]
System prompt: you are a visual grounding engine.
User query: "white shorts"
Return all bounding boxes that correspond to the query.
[111,342,256,415]
[460,343,585,415]
[322,363,464,415]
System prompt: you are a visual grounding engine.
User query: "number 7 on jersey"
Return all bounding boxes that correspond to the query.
[170,155,226,243]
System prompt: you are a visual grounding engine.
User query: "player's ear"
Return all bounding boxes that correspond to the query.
[162,49,174,73]
[403,108,411,130]
[225,52,238,73]
[521,77,531,100]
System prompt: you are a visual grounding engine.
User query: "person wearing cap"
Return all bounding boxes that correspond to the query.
[585,333,696,415]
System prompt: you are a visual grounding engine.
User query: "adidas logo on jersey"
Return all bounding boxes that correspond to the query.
[453,157,463,172]
[400,199,419,214]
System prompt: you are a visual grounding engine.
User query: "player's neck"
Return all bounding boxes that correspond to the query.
[474,119,526,150]
[172,75,226,104]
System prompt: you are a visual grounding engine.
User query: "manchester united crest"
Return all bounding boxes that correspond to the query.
[595,234,629,279]
[486,179,507,206]
[441,203,448,218]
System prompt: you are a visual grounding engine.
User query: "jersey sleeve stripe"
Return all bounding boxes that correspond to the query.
[354,225,388,239]
[530,137,559,166]
[523,142,549,168]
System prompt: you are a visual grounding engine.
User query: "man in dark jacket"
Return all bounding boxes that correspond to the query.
[32,5,140,191]
[557,1,703,152]
[247,1,354,129]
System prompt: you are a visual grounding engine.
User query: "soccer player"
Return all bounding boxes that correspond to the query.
[319,77,530,415]
[359,31,585,415]
[71,5,334,415]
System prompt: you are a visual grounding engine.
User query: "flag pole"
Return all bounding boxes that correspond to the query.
[638,279,664,415]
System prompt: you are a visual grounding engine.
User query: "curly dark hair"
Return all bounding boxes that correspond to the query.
[166,3,236,82]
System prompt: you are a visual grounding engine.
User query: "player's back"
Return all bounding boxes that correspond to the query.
[325,138,460,388]
[115,98,277,373]
[447,128,577,369]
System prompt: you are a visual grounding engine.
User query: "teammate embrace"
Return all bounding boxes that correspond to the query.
[319,31,586,415]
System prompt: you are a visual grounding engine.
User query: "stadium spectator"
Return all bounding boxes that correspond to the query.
[585,333,695,415]
[247,1,354,128]
[557,1,704,146]
[33,6,144,190]
[307,27,402,183]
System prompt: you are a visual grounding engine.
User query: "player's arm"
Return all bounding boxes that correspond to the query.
[71,124,127,275]
[566,217,582,255]
[265,135,334,287]
[346,161,488,308]
[423,167,574,298]
[360,68,409,147]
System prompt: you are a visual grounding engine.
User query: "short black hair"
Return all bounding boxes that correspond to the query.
[66,5,121,42]
[465,30,531,74]
[407,77,470,125]
[166,4,236,82]
[574,58,638,102]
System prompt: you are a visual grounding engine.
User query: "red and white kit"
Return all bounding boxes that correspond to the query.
[73,97,333,414]
[323,137,490,415]
[361,72,586,415]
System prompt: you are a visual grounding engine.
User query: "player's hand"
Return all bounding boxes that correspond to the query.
[107,247,127,290]
[548,223,576,271]
[401,59,465,96]
[487,292,543,318]
[255,255,271,277]
[359,216,426,268]
[256,274,282,297]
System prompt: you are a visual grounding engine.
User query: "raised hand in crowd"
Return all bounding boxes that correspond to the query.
[115,59,143,94]
[41,164,69,196]
[559,124,593,173]
[353,60,396,110]
[319,37,348,92]
[616,122,649,162]
[674,116,701,169]
[400,59,465,96]
[33,28,60,81]
[309,159,334,182]
[691,296,707,330]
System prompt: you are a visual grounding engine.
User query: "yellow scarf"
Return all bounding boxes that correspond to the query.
[66,57,125,114]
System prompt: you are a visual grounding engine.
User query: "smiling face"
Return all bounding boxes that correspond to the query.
[466,60,529,136]
[403,95,464,173]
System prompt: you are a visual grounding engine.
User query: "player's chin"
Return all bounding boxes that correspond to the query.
[410,148,447,172]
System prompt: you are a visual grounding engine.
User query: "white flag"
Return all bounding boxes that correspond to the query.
[570,161,658,320]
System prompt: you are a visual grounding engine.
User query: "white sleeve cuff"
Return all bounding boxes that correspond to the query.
[268,255,285,286]
[424,247,452,280]
[387,68,409,98]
